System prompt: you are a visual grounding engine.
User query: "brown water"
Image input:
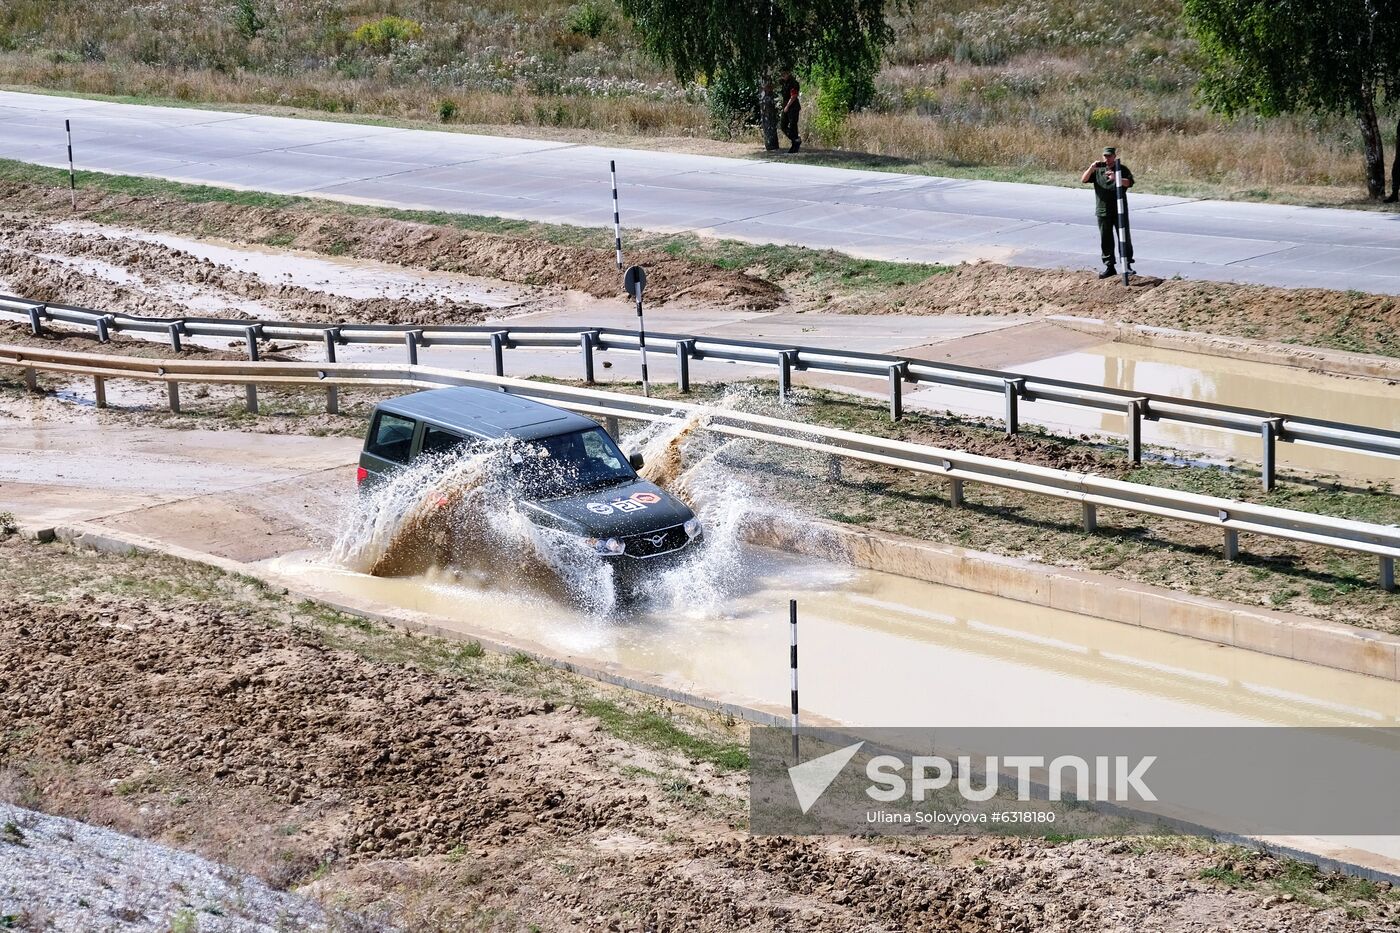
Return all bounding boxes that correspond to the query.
[263,546,1400,731]
[909,342,1400,483]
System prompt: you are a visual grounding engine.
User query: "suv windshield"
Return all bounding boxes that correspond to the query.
[510,427,636,500]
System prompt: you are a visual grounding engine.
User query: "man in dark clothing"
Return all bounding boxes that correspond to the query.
[1080,146,1134,278]
[779,69,801,153]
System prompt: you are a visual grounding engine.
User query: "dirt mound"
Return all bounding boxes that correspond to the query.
[869,261,1164,318]
[0,181,785,312]
[0,218,493,326]
[867,261,1400,356]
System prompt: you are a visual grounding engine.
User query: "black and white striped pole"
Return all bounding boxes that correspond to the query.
[624,264,650,398]
[1117,149,1134,285]
[789,598,800,759]
[65,120,76,211]
[610,160,624,271]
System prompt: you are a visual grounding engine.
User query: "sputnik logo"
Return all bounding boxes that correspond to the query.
[788,742,864,814]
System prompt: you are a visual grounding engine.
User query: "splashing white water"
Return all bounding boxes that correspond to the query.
[332,405,797,619]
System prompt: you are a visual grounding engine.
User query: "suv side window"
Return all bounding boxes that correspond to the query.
[421,426,476,458]
[367,412,415,463]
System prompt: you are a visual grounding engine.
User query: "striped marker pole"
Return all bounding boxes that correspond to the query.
[610,160,623,271]
[790,598,799,759]
[65,120,76,211]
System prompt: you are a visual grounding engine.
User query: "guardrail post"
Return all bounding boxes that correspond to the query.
[605,415,620,439]
[1382,556,1395,593]
[167,382,181,414]
[27,304,43,336]
[1223,529,1239,561]
[323,327,340,415]
[676,339,695,393]
[23,368,37,392]
[888,362,907,422]
[404,330,422,366]
[93,375,106,408]
[778,350,796,400]
[167,321,184,353]
[1082,502,1097,532]
[1127,398,1146,464]
[244,325,261,414]
[580,331,597,384]
[490,331,507,377]
[949,477,964,508]
[1260,418,1283,492]
[95,315,111,344]
[1003,378,1025,436]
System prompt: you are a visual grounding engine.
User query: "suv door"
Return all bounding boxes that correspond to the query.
[359,410,418,488]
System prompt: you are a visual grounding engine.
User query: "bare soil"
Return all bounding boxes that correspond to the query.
[863,263,1400,358]
[2,533,1392,932]
[0,181,784,313]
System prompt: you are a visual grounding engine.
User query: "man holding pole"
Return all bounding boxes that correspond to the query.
[1081,146,1134,279]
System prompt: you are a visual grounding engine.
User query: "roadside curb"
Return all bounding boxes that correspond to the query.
[745,516,1400,682]
[1053,315,1400,381]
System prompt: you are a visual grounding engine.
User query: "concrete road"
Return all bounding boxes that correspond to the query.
[0,91,1397,293]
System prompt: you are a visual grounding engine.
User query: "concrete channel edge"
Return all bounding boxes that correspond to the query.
[745,515,1400,682]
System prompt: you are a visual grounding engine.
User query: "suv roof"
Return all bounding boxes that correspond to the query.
[376,386,598,441]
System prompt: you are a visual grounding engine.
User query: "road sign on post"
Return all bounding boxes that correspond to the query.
[624,264,650,398]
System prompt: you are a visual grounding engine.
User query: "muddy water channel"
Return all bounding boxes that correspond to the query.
[263,545,1400,731]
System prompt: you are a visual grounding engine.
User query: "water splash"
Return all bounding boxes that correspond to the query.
[334,405,798,619]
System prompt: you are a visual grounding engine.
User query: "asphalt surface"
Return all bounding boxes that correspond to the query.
[0,90,1397,293]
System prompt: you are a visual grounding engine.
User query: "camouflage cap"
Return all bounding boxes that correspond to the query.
[1103,146,1117,155]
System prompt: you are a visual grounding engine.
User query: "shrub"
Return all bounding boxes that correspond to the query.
[232,0,266,41]
[810,58,879,144]
[707,70,758,137]
[566,1,611,39]
[351,16,423,54]
[1090,106,1124,133]
[438,98,458,122]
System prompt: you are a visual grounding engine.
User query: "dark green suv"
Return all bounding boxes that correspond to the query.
[358,386,702,561]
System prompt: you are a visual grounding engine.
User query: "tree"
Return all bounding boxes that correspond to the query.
[1184,0,1399,200]
[618,0,890,149]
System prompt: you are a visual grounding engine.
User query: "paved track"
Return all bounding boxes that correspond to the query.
[1,90,1397,292]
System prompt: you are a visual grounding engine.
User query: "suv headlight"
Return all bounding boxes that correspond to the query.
[585,536,626,555]
[683,518,702,539]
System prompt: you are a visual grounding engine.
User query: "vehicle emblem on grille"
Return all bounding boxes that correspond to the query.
[648,534,666,546]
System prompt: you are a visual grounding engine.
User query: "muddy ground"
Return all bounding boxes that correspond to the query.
[2,533,1394,932]
[0,180,783,317]
[2,177,1398,359]
[859,263,1400,359]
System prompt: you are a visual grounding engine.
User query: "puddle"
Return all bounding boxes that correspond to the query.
[909,341,1400,484]
[53,222,536,310]
[261,547,1400,730]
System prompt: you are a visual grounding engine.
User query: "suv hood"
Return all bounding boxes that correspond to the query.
[523,478,694,537]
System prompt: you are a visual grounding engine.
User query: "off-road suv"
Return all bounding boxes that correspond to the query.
[358,386,702,563]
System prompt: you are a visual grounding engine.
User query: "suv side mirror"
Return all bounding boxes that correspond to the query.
[628,451,645,471]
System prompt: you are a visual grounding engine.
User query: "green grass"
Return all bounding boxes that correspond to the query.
[579,697,749,771]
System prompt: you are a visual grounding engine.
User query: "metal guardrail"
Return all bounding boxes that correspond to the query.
[5,294,1400,492]
[3,343,1396,592]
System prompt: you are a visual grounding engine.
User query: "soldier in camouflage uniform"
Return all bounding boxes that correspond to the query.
[1081,146,1134,278]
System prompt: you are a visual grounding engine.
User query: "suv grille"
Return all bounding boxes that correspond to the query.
[622,524,689,559]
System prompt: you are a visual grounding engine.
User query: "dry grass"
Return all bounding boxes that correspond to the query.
[0,0,1394,201]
